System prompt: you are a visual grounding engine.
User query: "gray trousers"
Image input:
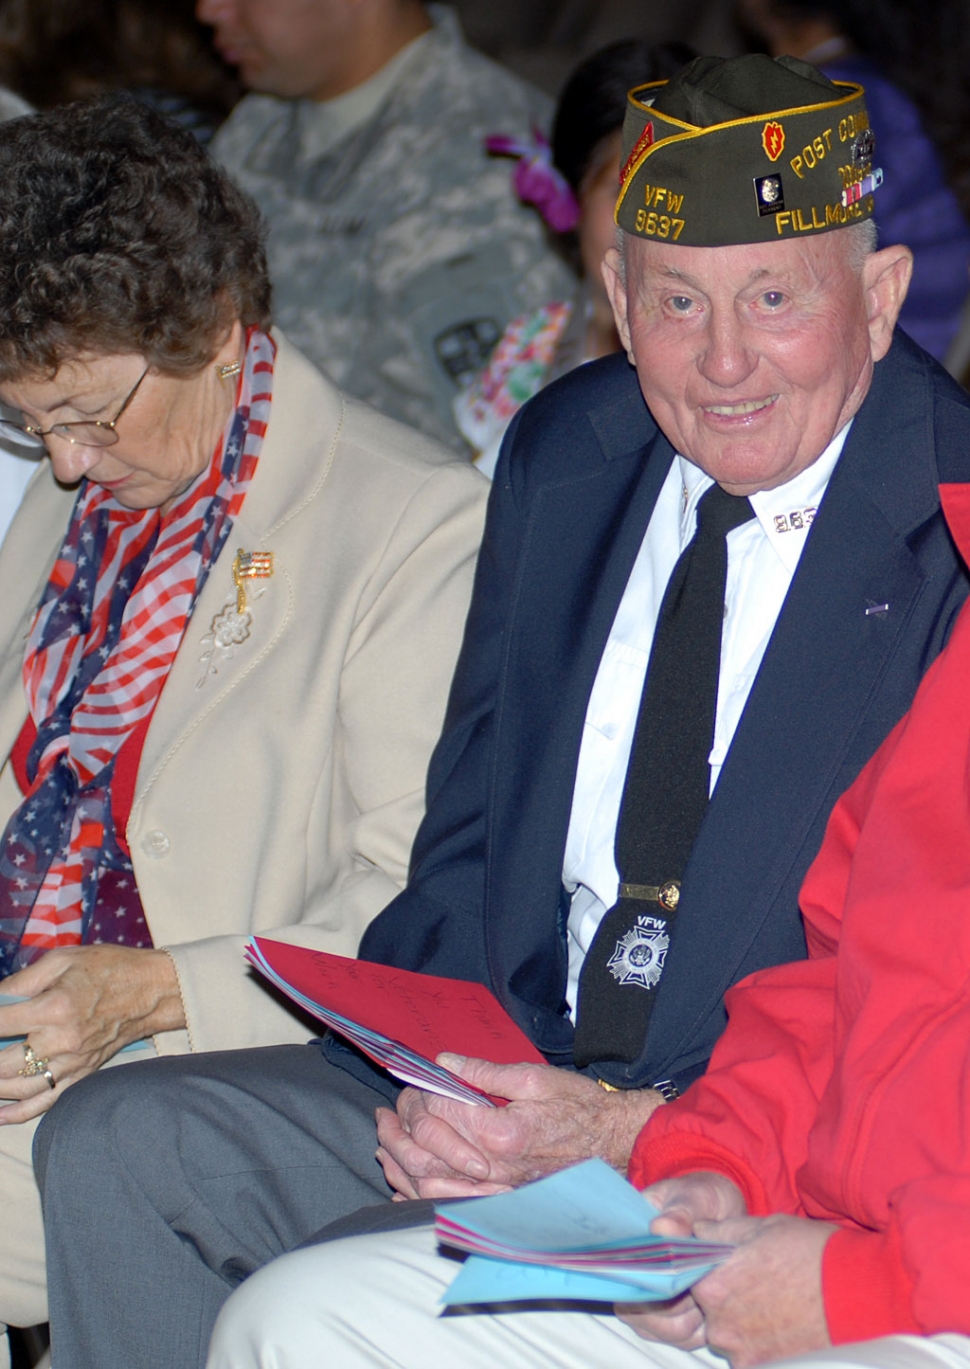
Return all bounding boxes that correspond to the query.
[33,1044,401,1369]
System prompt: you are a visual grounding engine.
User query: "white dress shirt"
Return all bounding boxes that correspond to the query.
[562,425,850,1017]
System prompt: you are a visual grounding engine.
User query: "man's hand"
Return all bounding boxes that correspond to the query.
[616,1171,747,1349]
[0,945,184,1123]
[620,1199,836,1369]
[375,1054,664,1199]
[690,1214,836,1367]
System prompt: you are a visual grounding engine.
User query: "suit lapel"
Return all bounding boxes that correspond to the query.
[488,417,675,1037]
[644,339,942,1075]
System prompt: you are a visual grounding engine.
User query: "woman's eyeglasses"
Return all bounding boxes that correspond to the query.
[0,367,149,450]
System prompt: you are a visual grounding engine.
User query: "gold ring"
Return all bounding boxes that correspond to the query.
[18,1042,52,1079]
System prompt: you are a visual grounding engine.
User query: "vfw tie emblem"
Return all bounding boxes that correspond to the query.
[607,917,670,990]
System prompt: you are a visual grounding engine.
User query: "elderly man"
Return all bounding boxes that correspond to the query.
[206,507,970,1363]
[196,0,574,449]
[201,429,970,1369]
[33,54,970,1369]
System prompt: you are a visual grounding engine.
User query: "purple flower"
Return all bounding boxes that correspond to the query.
[485,128,581,233]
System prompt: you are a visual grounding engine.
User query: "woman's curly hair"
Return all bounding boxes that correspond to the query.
[0,93,271,380]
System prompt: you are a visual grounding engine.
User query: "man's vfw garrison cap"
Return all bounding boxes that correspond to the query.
[615,53,882,247]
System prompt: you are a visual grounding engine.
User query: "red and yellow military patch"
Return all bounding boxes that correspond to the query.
[620,121,654,186]
[762,120,785,162]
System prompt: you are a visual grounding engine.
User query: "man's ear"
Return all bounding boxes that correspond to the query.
[862,243,913,363]
[602,246,633,359]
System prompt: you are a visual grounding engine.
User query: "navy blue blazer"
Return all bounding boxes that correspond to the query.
[355,332,970,1095]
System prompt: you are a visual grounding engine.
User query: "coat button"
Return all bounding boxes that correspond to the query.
[141,830,171,859]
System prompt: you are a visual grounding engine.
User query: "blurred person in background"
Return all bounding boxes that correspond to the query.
[196,0,575,452]
[738,0,970,364]
[0,95,485,1369]
[456,39,695,477]
[0,0,240,142]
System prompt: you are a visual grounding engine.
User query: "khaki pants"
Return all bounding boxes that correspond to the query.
[207,1224,970,1369]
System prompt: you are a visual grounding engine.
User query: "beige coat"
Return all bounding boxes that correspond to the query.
[0,333,488,1057]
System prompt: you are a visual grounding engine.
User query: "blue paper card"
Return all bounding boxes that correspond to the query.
[443,1252,714,1305]
[435,1158,732,1306]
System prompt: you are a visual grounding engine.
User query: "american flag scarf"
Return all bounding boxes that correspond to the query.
[0,328,275,977]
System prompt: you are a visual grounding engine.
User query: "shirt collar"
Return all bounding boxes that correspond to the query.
[676,420,852,573]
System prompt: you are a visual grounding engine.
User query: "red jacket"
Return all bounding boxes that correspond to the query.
[630,483,970,1345]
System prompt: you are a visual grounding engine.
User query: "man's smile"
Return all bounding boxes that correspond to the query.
[701,396,779,418]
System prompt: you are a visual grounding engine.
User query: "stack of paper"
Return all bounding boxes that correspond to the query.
[435,1158,733,1304]
[245,937,544,1106]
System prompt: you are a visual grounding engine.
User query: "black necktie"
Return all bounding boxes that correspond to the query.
[572,482,755,1070]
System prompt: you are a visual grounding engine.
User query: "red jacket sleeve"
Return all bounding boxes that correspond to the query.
[823,1175,970,1342]
[629,955,838,1214]
[823,1226,920,1341]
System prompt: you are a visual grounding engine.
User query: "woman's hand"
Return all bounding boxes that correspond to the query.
[0,944,185,1122]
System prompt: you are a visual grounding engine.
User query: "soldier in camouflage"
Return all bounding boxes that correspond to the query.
[198,0,577,450]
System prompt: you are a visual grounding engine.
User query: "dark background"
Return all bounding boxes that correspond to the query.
[450,0,745,93]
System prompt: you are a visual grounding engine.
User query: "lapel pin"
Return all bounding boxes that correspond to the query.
[231,549,274,615]
[196,548,275,687]
[865,601,890,617]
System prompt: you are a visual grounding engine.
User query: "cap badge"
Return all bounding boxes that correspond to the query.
[762,120,785,162]
[620,120,654,185]
[754,173,785,216]
[851,128,876,168]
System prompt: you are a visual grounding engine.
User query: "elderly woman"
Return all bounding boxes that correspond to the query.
[0,94,485,1356]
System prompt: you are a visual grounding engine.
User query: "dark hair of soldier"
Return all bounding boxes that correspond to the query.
[739,0,970,220]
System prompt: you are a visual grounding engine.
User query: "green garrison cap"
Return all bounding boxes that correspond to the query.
[616,53,882,247]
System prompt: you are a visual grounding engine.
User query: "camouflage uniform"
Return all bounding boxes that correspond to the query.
[211,6,576,450]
